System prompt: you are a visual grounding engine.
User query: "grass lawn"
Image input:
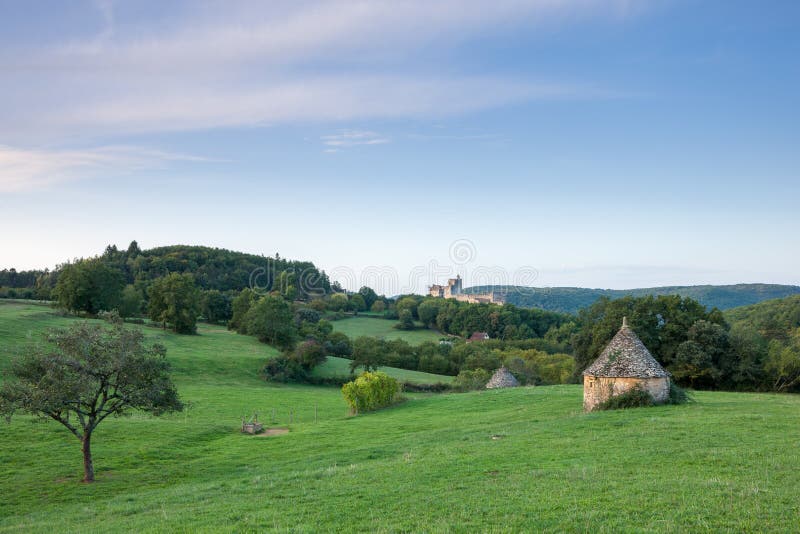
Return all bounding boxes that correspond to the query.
[1,301,799,532]
[312,356,454,384]
[331,315,444,345]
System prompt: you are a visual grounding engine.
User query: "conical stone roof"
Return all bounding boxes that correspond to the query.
[583,317,669,378]
[486,367,520,389]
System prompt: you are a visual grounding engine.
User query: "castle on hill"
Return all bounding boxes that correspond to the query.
[428,275,505,305]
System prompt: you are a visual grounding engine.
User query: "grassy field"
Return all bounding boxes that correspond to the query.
[331,315,444,345]
[1,301,800,532]
[311,355,454,384]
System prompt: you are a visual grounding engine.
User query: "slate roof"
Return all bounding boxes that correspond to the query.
[583,317,669,378]
[469,332,490,341]
[486,367,520,389]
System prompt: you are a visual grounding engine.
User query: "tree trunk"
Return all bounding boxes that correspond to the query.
[82,433,94,483]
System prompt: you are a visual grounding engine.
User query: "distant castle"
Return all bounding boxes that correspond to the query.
[428,275,505,305]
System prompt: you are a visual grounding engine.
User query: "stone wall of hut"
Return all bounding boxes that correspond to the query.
[583,376,669,412]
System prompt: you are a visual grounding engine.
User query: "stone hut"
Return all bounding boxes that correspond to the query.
[486,367,519,389]
[583,317,670,411]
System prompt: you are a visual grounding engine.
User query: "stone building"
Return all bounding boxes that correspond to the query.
[582,317,670,411]
[429,275,463,298]
[486,367,519,389]
[428,275,505,305]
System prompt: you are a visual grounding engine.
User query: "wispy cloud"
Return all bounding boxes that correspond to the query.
[321,130,390,152]
[0,145,213,193]
[0,0,639,142]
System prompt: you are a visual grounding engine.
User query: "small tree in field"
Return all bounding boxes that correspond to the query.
[0,323,183,482]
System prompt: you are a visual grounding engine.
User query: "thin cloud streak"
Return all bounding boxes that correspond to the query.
[321,130,390,150]
[0,145,215,193]
[0,0,640,142]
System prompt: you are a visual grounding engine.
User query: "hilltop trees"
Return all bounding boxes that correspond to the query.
[147,273,201,334]
[0,322,182,482]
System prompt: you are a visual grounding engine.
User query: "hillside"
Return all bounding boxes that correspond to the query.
[331,316,443,345]
[465,283,800,314]
[0,242,332,298]
[2,301,800,531]
[725,294,800,333]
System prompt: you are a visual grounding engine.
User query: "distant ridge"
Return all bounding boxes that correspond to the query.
[463,284,800,314]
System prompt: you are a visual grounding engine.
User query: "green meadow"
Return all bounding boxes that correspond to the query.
[1,301,799,532]
[330,315,444,344]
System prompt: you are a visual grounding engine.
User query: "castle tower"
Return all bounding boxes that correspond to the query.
[448,274,462,295]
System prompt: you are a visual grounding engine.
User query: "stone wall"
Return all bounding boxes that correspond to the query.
[583,375,669,412]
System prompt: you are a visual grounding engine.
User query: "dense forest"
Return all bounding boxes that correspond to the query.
[465,283,800,314]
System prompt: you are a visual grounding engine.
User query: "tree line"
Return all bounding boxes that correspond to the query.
[571,295,800,393]
[24,241,800,393]
[1,241,333,303]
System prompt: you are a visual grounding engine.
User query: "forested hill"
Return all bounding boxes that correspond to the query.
[465,284,800,314]
[725,294,800,335]
[117,244,330,293]
[0,242,332,299]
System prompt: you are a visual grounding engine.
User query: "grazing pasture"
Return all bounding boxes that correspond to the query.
[331,315,444,345]
[311,355,454,384]
[1,301,799,532]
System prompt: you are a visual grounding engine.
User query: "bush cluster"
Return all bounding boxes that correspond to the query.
[597,382,692,411]
[452,368,491,391]
[596,386,655,410]
[341,372,402,414]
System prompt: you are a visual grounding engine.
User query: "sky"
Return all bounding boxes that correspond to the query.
[1,0,798,294]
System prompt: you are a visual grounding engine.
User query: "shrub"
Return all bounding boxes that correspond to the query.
[395,309,415,330]
[596,386,655,410]
[341,371,401,414]
[294,307,322,326]
[401,381,451,393]
[452,368,492,392]
[667,382,691,405]
[262,356,308,383]
[291,340,327,370]
[324,331,352,357]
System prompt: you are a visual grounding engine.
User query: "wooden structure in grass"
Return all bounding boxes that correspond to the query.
[241,414,264,434]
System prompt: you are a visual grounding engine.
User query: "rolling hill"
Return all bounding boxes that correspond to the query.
[1,301,799,531]
[465,283,800,314]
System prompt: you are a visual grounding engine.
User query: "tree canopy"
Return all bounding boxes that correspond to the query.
[147,273,201,334]
[0,322,182,482]
[52,259,125,314]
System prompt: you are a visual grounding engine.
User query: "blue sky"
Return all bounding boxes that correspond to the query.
[1,0,798,293]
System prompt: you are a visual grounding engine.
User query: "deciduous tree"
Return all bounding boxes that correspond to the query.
[53,259,125,315]
[147,273,201,334]
[0,323,182,482]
